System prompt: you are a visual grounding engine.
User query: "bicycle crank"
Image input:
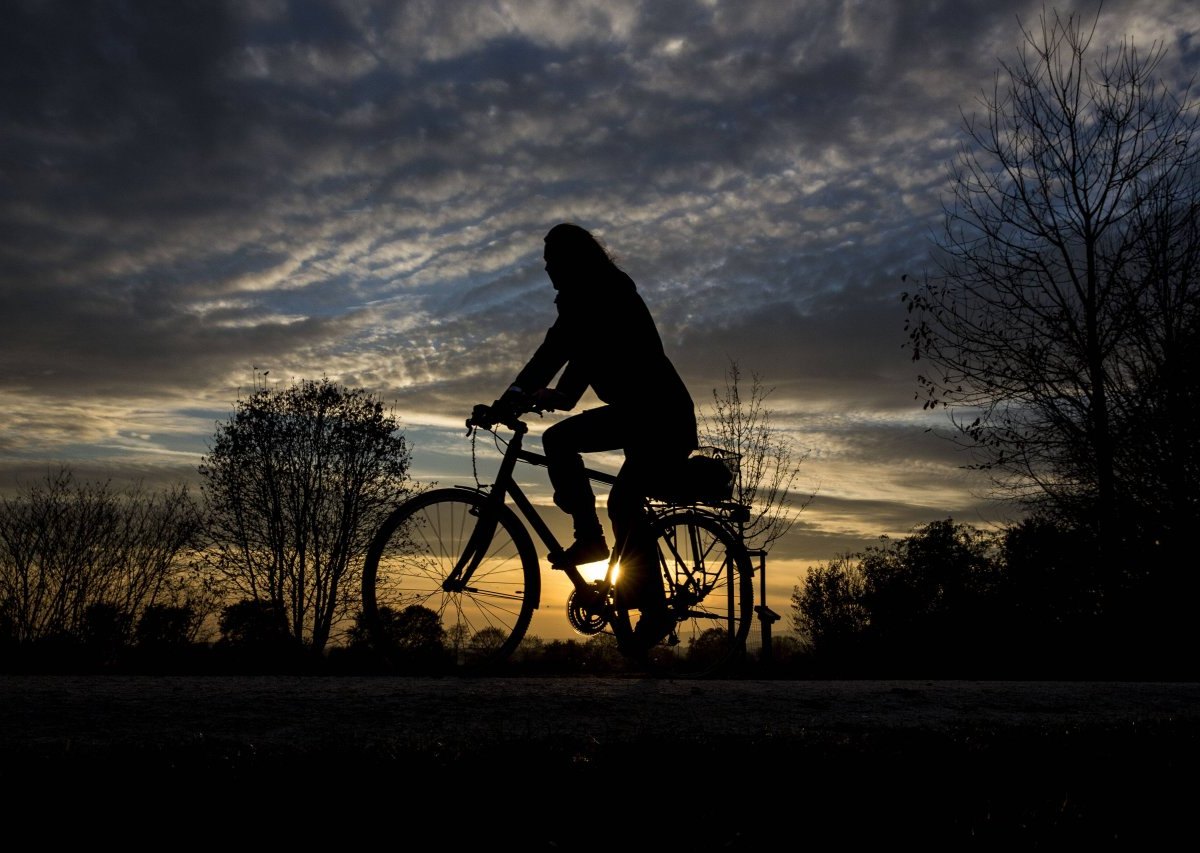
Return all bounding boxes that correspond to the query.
[566,582,610,635]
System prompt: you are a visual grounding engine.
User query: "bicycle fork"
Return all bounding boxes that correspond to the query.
[444,429,528,593]
[441,503,497,593]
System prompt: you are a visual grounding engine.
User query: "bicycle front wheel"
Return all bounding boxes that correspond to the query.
[361,488,540,669]
[654,510,754,674]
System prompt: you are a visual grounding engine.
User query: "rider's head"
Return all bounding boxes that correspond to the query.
[543,223,615,290]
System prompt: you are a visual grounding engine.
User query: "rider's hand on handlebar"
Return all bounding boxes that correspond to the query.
[465,384,557,434]
[465,396,527,434]
[496,384,530,413]
[468,403,494,429]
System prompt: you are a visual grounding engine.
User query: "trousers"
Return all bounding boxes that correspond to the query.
[541,404,696,609]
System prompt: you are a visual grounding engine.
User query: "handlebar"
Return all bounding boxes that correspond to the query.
[465,401,544,436]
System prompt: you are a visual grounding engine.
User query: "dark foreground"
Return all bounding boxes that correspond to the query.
[3,676,1198,849]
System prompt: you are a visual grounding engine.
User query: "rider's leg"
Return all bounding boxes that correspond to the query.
[608,472,664,610]
[610,454,685,652]
[542,408,622,564]
[609,439,692,607]
[610,414,697,647]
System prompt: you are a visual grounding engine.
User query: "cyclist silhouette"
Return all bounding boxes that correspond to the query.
[490,222,697,646]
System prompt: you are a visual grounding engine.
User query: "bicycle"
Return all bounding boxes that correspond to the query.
[361,401,756,675]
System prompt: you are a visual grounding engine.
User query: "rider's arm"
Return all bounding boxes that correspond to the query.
[517,324,586,411]
[549,361,586,409]
[530,386,573,411]
[510,321,569,403]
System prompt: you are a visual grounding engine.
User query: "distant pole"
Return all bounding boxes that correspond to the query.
[749,549,780,665]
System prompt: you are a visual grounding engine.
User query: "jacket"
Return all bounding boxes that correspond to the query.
[513,268,696,424]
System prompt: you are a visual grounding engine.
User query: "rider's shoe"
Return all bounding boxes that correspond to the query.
[549,536,610,568]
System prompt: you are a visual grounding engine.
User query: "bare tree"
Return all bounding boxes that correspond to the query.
[198,376,412,654]
[0,468,203,648]
[698,358,811,554]
[903,7,1200,556]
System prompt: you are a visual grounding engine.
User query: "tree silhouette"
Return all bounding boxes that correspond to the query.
[792,554,868,662]
[199,377,412,654]
[469,626,508,656]
[904,8,1200,576]
[685,627,739,669]
[135,603,203,649]
[80,602,132,667]
[0,468,202,656]
[352,603,448,671]
[217,598,291,647]
[858,519,1003,672]
[698,358,812,553]
[214,598,303,671]
[793,519,1005,676]
[131,603,205,671]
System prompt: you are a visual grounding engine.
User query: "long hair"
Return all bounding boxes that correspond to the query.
[544,222,619,272]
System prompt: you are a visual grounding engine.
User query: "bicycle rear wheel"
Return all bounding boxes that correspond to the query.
[361,488,540,669]
[613,509,754,675]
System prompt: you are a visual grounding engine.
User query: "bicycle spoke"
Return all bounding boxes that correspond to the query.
[649,510,753,675]
[361,489,539,668]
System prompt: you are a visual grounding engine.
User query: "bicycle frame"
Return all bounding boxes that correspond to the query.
[448,419,619,605]
[454,417,750,618]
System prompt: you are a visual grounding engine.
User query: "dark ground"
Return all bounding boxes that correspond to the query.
[3,676,1198,849]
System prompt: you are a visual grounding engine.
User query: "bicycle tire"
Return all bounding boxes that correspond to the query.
[613,509,754,675]
[361,488,540,669]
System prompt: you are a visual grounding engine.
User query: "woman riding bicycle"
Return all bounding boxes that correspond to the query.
[487,222,697,648]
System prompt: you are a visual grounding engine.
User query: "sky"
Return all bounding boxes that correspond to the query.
[3,0,1198,638]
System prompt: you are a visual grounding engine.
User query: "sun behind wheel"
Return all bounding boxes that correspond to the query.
[361,488,541,669]
[611,509,754,675]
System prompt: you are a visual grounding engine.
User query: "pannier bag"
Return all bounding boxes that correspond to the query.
[681,446,739,501]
